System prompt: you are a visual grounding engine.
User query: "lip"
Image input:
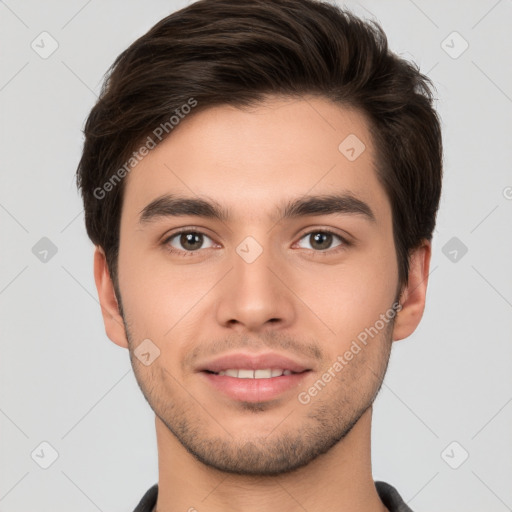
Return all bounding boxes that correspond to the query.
[196,351,313,403]
[196,352,312,374]
[200,370,311,402]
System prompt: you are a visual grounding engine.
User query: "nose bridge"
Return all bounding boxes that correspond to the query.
[215,235,295,330]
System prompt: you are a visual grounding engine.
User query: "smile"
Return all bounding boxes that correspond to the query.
[209,368,297,378]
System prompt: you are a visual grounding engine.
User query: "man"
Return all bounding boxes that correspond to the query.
[76,0,442,510]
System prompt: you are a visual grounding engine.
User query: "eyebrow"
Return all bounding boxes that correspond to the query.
[138,193,376,224]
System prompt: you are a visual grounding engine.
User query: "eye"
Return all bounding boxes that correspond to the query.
[296,230,347,251]
[165,231,216,253]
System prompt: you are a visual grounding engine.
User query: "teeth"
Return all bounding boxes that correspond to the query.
[216,369,293,379]
[238,369,254,379]
[252,369,270,378]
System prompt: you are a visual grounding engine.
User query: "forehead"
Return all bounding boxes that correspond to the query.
[121,96,391,225]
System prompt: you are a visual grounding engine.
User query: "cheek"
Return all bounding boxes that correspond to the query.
[291,245,398,347]
[117,240,219,337]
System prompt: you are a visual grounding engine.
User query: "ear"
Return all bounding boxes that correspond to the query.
[93,246,129,348]
[392,240,431,342]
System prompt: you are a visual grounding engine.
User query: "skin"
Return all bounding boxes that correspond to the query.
[94,96,431,512]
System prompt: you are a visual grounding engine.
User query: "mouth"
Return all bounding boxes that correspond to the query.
[196,352,313,402]
[200,368,312,403]
[203,368,306,378]
[198,353,313,403]
[196,351,312,375]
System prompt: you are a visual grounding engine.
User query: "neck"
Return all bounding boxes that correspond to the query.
[153,407,387,512]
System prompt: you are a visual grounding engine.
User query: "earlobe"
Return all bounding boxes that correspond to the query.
[392,240,431,342]
[93,246,129,348]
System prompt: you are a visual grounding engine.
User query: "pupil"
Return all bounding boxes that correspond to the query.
[311,232,331,250]
[181,232,202,250]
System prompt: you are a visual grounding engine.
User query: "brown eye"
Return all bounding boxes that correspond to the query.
[180,233,203,250]
[297,231,344,251]
[167,231,214,252]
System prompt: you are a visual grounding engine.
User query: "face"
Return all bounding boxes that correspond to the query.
[104,96,409,476]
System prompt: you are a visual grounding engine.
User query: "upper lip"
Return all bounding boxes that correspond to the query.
[196,352,312,374]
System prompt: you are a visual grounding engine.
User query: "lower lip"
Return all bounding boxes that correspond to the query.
[201,371,311,402]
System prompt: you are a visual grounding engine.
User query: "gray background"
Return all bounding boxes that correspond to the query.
[1,0,511,510]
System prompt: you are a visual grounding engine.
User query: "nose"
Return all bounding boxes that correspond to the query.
[215,242,296,333]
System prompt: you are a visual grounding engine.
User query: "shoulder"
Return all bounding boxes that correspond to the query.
[375,481,414,512]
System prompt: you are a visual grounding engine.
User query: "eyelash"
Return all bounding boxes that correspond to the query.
[162,228,351,257]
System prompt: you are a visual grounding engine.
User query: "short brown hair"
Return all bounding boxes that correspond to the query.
[76,0,442,290]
